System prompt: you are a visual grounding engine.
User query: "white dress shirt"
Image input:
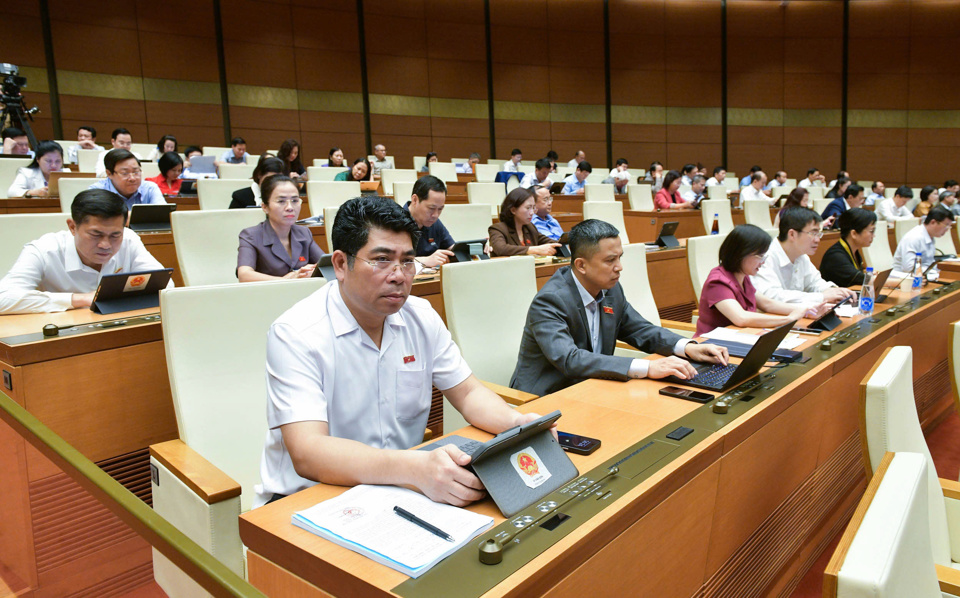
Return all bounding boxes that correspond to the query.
[95,149,143,177]
[893,224,936,273]
[751,240,836,304]
[876,199,913,221]
[798,178,823,189]
[567,159,579,168]
[255,282,473,506]
[67,143,101,164]
[502,160,520,173]
[739,184,775,206]
[0,229,166,314]
[519,172,552,189]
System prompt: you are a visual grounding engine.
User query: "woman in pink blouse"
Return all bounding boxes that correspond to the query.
[654,170,695,210]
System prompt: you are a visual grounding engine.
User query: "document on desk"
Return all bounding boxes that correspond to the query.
[291,484,494,578]
[702,327,804,350]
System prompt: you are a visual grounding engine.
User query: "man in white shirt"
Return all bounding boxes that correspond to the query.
[752,207,856,304]
[767,170,788,190]
[608,158,629,178]
[682,174,707,206]
[866,181,885,206]
[66,126,99,164]
[456,152,480,174]
[502,148,522,172]
[520,158,553,189]
[255,196,551,507]
[739,171,775,206]
[369,143,393,180]
[876,186,914,221]
[0,189,167,314]
[893,206,955,272]
[705,166,726,188]
[566,150,585,169]
[798,168,825,189]
[95,128,142,177]
[644,161,664,193]
[217,137,250,166]
[680,163,696,186]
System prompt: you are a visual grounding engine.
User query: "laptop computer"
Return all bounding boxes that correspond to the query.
[419,411,578,517]
[664,320,796,391]
[310,254,335,281]
[450,239,489,263]
[128,204,177,233]
[91,268,173,314]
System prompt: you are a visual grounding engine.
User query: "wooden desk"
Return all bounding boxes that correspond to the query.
[0,198,62,214]
[0,308,176,595]
[239,280,960,597]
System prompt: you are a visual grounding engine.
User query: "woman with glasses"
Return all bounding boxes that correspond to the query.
[7,140,66,197]
[695,224,824,336]
[237,174,324,282]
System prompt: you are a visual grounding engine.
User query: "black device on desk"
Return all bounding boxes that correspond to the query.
[549,181,566,194]
[177,180,197,195]
[659,386,715,403]
[310,255,335,281]
[91,268,173,314]
[663,320,795,391]
[807,296,852,332]
[557,432,601,455]
[451,239,489,263]
[654,221,680,248]
[127,203,177,232]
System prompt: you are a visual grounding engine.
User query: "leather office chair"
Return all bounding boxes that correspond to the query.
[441,257,538,429]
[380,168,417,196]
[0,157,31,194]
[202,145,231,157]
[859,346,960,589]
[582,201,629,244]
[428,162,458,183]
[57,178,96,213]
[217,163,255,180]
[392,181,415,205]
[626,184,654,211]
[76,148,101,173]
[894,217,920,244]
[824,452,950,598]
[700,199,734,235]
[467,182,507,218]
[171,209,264,286]
[306,181,361,216]
[687,233,727,302]
[474,163,500,183]
[150,279,326,596]
[743,199,774,229]
[0,213,70,275]
[584,184,615,202]
[304,166,348,182]
[197,179,250,211]
[438,204,492,241]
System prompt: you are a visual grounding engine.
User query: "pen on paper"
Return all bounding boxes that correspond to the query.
[393,506,455,543]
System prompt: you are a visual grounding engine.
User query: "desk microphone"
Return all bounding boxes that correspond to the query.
[42,324,60,337]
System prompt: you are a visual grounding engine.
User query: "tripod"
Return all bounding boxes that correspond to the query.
[1,92,39,148]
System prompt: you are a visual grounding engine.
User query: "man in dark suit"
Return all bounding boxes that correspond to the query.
[821,184,865,226]
[510,219,728,396]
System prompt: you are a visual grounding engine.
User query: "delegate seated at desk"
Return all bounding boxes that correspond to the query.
[892,205,955,273]
[510,219,728,397]
[237,175,324,282]
[88,149,166,209]
[753,207,856,305]
[0,189,168,314]
[519,158,553,190]
[876,186,914,222]
[229,155,284,208]
[654,170,695,210]
[820,184,865,225]
[255,197,547,507]
[488,188,561,256]
[531,186,563,241]
[560,162,591,195]
[403,175,456,268]
[6,141,66,198]
[820,208,887,287]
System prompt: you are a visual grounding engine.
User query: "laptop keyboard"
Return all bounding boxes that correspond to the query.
[686,363,738,387]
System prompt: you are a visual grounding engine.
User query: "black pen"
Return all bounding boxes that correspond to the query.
[393,506,455,543]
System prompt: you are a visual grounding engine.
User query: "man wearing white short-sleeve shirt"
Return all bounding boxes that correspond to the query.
[255,196,551,508]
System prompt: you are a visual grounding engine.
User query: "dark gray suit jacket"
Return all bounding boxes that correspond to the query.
[510,267,683,396]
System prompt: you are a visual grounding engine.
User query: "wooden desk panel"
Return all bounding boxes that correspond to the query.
[0,198,61,214]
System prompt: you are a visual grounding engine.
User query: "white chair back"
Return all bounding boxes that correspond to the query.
[76,149,101,173]
[131,143,156,158]
[202,146,231,157]
[0,158,31,194]
[813,197,832,215]
[437,204,491,241]
[381,168,417,196]
[467,182,506,217]
[392,181,415,205]
[586,172,606,185]
[700,199,734,235]
[582,202,629,244]
[722,177,738,192]
[0,213,70,275]
[305,166,348,182]
[771,186,792,202]
[806,186,826,201]
[322,207,340,252]
[556,166,575,178]
[312,158,328,167]
[217,163,255,180]
[474,164,500,183]
[706,184,727,200]
[936,228,957,256]
[687,233,726,302]
[171,209,264,286]
[141,162,160,179]
[743,200,774,229]
[58,178,96,214]
[584,184,615,202]
[619,243,661,326]
[413,156,427,172]
[857,180,873,190]
[197,179,250,211]
[627,184,654,211]
[894,218,920,244]
[862,233,895,272]
[428,162,458,183]
[306,181,361,215]
[884,187,897,199]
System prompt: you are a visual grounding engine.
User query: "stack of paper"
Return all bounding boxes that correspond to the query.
[701,326,804,350]
[292,485,494,578]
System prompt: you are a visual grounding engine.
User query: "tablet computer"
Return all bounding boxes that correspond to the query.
[310,254,335,281]
[450,239,489,263]
[128,203,177,232]
[91,268,173,314]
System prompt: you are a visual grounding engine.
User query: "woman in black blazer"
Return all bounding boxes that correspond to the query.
[820,207,876,287]
[229,155,285,209]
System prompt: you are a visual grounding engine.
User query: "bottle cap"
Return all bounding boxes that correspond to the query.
[866,267,873,273]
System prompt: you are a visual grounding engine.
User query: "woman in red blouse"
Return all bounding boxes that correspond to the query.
[654,170,695,210]
[146,152,183,196]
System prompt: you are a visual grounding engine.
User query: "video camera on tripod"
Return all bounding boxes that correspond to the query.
[1,63,41,148]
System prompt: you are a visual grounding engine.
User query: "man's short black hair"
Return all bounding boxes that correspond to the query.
[778,207,822,242]
[720,224,772,273]
[807,167,819,177]
[412,175,446,200]
[569,219,620,261]
[616,158,628,167]
[895,185,913,198]
[71,189,128,224]
[546,150,559,161]
[183,145,201,157]
[158,151,183,177]
[78,125,96,137]
[104,149,139,172]
[682,163,696,175]
[926,205,955,225]
[837,208,877,241]
[750,165,762,173]
[713,166,726,175]
[872,181,883,190]
[945,179,959,188]
[2,127,25,140]
[111,127,131,140]
[843,184,863,200]
[331,196,420,258]
[231,136,246,146]
[534,157,552,171]
[576,161,592,173]
[511,148,522,156]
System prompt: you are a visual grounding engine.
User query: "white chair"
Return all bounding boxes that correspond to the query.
[306,181,361,215]
[687,233,726,302]
[743,199,774,229]
[428,162,458,183]
[0,158,31,194]
[859,346,960,589]
[305,166,348,182]
[130,143,156,158]
[857,180,873,190]
[764,227,778,238]
[381,168,417,196]
[467,182,506,218]
[813,197,832,215]
[884,187,897,199]
[141,162,160,179]
[586,172,606,185]
[150,279,326,596]
[555,166,575,179]
[785,178,797,187]
[862,233,895,272]
[197,179,250,211]
[582,202,629,244]
[627,168,645,180]
[806,186,826,201]
[771,186,792,202]
[413,156,427,172]
[618,243,663,327]
[937,228,958,256]
[678,184,692,197]
[706,184,727,200]
[895,218,920,244]
[700,199,734,235]
[627,184,654,211]
[584,184,615,202]
[474,163,500,183]
[321,207,339,252]
[722,177,739,192]
[441,257,538,430]
[76,149,101,173]
[392,181,415,205]
[0,213,70,275]
[202,146,231,158]
[217,163,255,180]
[58,178,97,213]
[824,452,946,598]
[171,209,264,286]
[437,204,491,241]
[312,159,328,167]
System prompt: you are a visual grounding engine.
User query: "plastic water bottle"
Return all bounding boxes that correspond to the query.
[912,252,923,289]
[859,267,875,316]
[711,214,720,235]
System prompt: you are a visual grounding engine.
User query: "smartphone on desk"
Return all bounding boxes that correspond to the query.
[659,386,715,403]
[558,432,601,455]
